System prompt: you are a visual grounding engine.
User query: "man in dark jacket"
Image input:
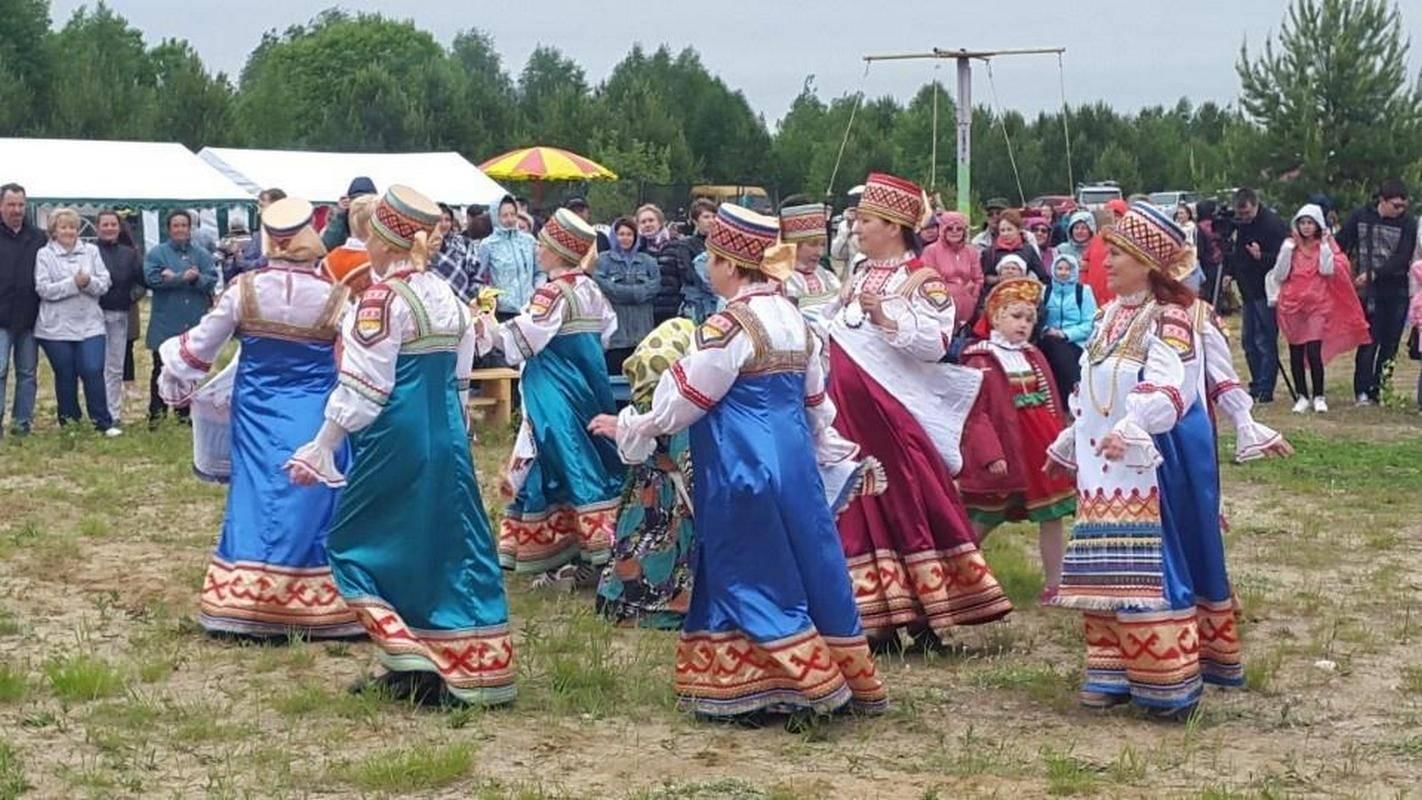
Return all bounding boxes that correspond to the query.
[1336,178,1418,405]
[0,183,43,436]
[320,177,376,251]
[1225,188,1289,402]
[662,199,717,321]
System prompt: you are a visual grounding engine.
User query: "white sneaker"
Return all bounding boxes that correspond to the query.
[104,427,124,438]
[1355,393,1374,407]
[1313,396,1328,413]
[1292,397,1311,414]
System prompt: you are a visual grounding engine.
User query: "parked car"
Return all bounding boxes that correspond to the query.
[1026,194,1077,215]
[1148,190,1199,212]
[1075,182,1122,212]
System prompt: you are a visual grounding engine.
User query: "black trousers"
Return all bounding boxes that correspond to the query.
[1288,340,1324,399]
[149,349,190,422]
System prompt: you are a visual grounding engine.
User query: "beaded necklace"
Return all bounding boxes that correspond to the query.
[1084,295,1156,417]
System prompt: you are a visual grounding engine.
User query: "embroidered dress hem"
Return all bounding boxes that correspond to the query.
[964,490,1076,526]
[847,546,1013,637]
[1079,597,1241,710]
[350,598,517,706]
[199,557,363,638]
[499,499,619,572]
[674,628,888,717]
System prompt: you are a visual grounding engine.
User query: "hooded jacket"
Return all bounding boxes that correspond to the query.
[1056,210,1113,305]
[594,230,661,350]
[920,211,984,322]
[1042,252,1097,347]
[476,223,539,315]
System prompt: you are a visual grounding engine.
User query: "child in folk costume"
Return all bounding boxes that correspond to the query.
[590,204,886,726]
[321,194,377,293]
[959,278,1076,603]
[158,198,361,640]
[1045,202,1281,719]
[824,172,1012,652]
[779,204,841,320]
[1265,204,1372,414]
[287,185,513,708]
[493,209,625,583]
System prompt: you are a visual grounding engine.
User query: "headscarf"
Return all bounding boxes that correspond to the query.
[623,318,696,412]
[1049,252,1082,300]
[939,211,969,247]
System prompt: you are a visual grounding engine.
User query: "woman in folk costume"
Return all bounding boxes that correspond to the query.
[596,318,698,629]
[590,204,886,726]
[824,172,1012,652]
[779,203,841,323]
[494,209,625,583]
[1265,203,1371,414]
[598,315,888,630]
[157,198,361,639]
[958,278,1076,604]
[1044,202,1272,718]
[321,194,377,293]
[287,185,513,707]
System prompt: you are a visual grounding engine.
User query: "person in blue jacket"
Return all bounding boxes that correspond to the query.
[1038,252,1097,397]
[593,218,661,374]
[144,209,218,425]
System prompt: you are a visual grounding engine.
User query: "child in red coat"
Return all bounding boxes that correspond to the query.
[959,278,1075,603]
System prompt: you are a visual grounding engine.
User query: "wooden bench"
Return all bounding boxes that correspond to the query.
[468,367,519,427]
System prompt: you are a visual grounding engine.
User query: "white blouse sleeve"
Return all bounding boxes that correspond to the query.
[1201,315,1282,461]
[881,274,953,362]
[803,329,857,464]
[496,283,566,367]
[614,313,751,463]
[599,291,619,349]
[1112,306,1200,469]
[326,287,409,434]
[159,283,241,382]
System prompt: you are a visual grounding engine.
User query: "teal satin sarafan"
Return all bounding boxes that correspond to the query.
[326,279,515,706]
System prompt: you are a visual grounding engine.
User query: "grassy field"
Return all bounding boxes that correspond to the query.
[0,345,1419,799]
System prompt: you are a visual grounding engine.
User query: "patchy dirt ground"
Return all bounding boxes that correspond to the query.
[1,353,1420,799]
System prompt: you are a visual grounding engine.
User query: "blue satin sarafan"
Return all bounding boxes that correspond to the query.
[672,302,886,719]
[198,334,363,638]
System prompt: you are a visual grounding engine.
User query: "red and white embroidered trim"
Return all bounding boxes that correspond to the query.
[671,362,715,410]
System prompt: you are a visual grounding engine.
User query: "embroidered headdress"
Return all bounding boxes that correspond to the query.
[371,184,442,251]
[779,203,829,243]
[707,204,787,280]
[858,172,924,230]
[986,276,1044,320]
[538,208,598,265]
[261,197,326,263]
[1104,201,1188,273]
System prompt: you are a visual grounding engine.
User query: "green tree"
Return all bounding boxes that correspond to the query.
[1238,0,1422,208]
[150,39,236,149]
[0,0,51,135]
[234,11,456,150]
[451,29,519,159]
[45,3,157,140]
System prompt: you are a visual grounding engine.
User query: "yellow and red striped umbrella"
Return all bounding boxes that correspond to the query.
[479,146,618,181]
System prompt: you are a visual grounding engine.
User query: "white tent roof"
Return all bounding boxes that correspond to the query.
[0,138,254,207]
[198,147,510,207]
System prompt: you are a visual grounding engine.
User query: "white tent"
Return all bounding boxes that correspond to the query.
[0,137,255,252]
[198,147,510,208]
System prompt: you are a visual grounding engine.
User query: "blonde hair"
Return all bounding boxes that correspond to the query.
[47,207,81,236]
[348,195,378,241]
[409,230,432,271]
[635,204,665,225]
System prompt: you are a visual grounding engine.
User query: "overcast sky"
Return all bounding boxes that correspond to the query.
[48,0,1422,126]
